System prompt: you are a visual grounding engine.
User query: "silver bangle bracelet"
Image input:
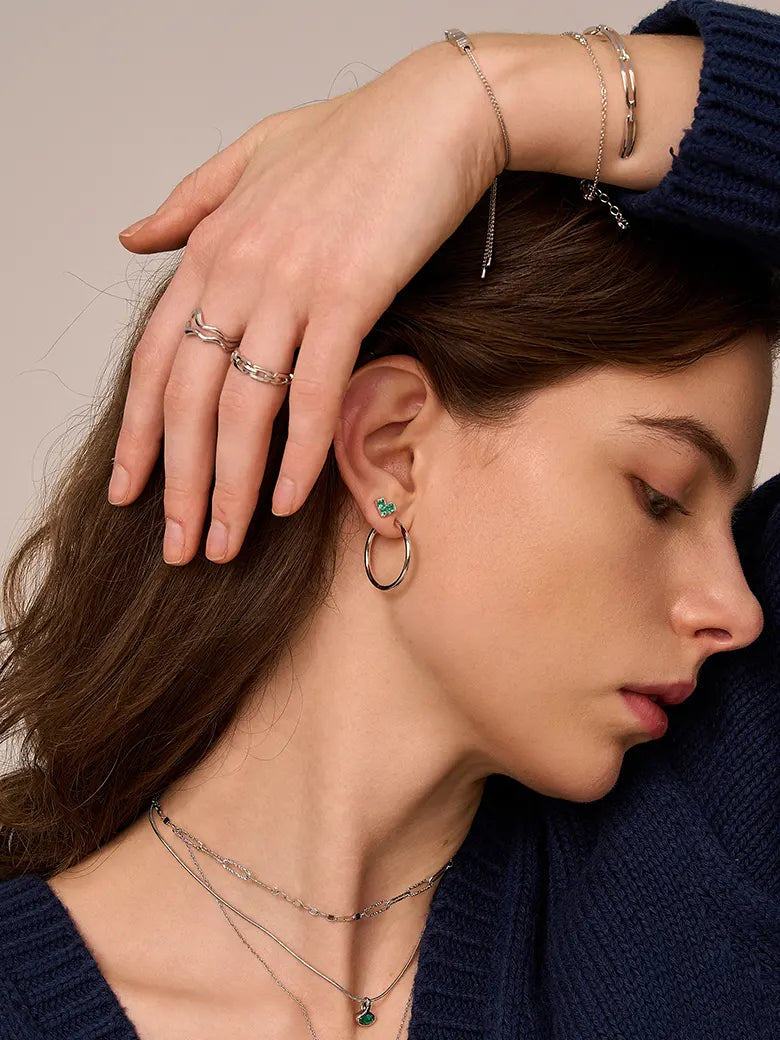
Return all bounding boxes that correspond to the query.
[583,24,637,159]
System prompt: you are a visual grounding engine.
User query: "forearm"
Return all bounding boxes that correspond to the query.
[421,31,705,193]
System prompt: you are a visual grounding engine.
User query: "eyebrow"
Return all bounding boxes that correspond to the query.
[620,413,755,507]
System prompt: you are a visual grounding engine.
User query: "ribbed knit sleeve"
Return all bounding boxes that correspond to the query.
[608,0,780,266]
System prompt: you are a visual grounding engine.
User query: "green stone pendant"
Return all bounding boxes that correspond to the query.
[375,497,396,518]
[356,998,376,1026]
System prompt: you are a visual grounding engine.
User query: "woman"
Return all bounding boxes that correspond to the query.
[1,3,779,1040]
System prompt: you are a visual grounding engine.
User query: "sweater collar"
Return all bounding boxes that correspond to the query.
[408,772,546,1039]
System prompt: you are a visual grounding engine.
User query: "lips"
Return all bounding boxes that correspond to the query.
[620,682,696,707]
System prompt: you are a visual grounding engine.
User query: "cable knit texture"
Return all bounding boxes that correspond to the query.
[1,1,779,1037]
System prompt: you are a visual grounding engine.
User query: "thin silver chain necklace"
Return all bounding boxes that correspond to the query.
[150,796,452,922]
[148,799,438,1028]
[183,841,414,1040]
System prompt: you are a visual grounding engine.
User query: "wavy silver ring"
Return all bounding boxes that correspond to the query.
[183,308,242,352]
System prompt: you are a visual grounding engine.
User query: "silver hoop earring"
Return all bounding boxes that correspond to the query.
[364,519,411,591]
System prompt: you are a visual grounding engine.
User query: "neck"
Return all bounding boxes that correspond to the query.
[159,601,487,912]
[140,544,490,1016]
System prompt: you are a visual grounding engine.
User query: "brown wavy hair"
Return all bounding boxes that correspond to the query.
[2,171,779,880]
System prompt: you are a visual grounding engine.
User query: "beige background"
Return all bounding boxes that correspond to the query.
[2,0,779,576]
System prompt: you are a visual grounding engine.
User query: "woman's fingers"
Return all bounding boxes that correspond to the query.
[162,321,241,566]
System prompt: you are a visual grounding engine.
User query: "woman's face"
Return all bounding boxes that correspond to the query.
[391,332,773,802]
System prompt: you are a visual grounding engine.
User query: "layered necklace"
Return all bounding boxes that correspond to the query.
[148,795,453,1038]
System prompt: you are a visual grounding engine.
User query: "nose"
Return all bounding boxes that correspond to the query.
[672,550,765,655]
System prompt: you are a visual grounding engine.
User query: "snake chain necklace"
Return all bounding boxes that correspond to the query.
[148,796,452,1033]
[183,844,416,1040]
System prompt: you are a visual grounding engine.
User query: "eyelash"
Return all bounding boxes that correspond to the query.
[635,479,691,524]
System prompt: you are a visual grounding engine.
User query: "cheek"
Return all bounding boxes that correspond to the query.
[411,448,638,655]
[399,456,651,799]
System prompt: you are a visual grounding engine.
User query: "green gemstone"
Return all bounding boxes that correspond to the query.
[375,497,396,518]
[357,1010,376,1026]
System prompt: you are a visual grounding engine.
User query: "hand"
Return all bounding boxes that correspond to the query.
[111,41,502,566]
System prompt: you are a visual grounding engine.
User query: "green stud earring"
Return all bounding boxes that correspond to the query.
[375,497,396,518]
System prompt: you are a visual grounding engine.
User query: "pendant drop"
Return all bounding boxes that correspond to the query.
[356,998,376,1026]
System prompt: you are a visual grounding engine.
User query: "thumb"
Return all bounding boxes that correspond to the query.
[117,133,254,253]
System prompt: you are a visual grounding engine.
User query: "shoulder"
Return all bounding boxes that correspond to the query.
[0,871,139,1039]
[0,872,53,955]
[0,874,53,1038]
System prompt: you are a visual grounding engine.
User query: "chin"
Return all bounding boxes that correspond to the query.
[513,748,627,804]
[562,750,628,803]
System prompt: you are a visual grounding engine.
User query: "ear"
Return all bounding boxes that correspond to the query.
[333,355,444,537]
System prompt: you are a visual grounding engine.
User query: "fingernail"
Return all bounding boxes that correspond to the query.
[164,518,185,564]
[108,462,130,504]
[206,520,228,562]
[272,477,296,516]
[119,216,151,237]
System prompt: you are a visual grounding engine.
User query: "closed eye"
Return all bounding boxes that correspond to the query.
[635,479,690,524]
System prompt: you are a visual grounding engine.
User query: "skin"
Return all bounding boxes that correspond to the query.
[49,331,771,1040]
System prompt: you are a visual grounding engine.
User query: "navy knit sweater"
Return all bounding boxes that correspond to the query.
[2,1,780,1037]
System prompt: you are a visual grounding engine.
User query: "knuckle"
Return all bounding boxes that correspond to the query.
[114,420,147,457]
[163,376,197,416]
[168,167,207,208]
[288,375,341,423]
[285,379,340,453]
[218,380,278,439]
[288,372,328,403]
[285,413,323,451]
[221,231,266,269]
[311,267,362,312]
[185,214,222,264]
[211,488,260,529]
[130,335,163,381]
[162,473,193,508]
[212,479,255,509]
[272,251,305,286]
[217,380,252,417]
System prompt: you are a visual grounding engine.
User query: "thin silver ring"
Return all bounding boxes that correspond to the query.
[231,350,295,386]
[364,519,411,591]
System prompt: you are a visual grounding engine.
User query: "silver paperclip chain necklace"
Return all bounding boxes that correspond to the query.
[149,798,430,1027]
[150,796,452,922]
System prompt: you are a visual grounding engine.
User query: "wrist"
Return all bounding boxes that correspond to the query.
[404,37,517,190]
[428,30,704,193]
[416,33,556,182]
